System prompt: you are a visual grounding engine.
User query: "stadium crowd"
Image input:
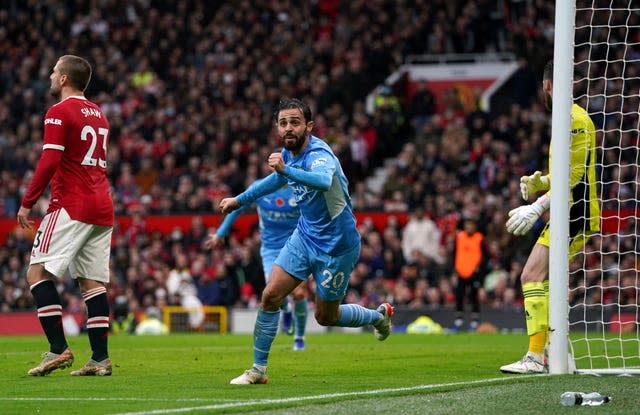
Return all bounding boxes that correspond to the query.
[0,1,629,321]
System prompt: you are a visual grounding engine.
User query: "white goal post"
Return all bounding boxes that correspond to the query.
[549,0,640,376]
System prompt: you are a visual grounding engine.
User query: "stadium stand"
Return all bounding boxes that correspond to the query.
[2,1,595,330]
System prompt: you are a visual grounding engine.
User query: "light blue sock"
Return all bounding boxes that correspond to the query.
[253,309,280,366]
[294,299,307,337]
[336,304,381,327]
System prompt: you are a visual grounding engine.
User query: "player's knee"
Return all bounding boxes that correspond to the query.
[26,264,51,286]
[314,310,338,326]
[291,287,305,301]
[77,278,105,293]
[261,289,285,311]
[520,268,544,284]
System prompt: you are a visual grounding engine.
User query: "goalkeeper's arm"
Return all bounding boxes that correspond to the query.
[506,194,550,236]
[520,171,550,200]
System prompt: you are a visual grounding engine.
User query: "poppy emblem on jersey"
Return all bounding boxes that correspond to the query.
[276,197,285,207]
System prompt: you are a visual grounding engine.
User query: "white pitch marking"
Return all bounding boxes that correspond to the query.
[0,397,244,403]
[109,375,537,415]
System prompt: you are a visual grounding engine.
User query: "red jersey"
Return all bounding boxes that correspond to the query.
[22,96,114,226]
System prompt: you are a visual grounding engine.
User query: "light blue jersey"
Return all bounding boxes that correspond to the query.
[255,186,299,249]
[217,183,299,279]
[240,131,385,372]
[216,182,299,250]
[237,136,360,255]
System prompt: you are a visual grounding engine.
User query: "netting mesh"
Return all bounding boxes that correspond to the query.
[569,0,640,374]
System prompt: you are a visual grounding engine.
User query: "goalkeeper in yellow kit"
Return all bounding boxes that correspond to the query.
[500,60,600,374]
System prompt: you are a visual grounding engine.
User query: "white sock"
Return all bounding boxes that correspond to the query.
[253,364,267,373]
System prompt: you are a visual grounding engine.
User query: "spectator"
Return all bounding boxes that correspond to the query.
[373,85,407,157]
[0,0,598,322]
[402,207,443,265]
[410,80,437,136]
[135,157,158,196]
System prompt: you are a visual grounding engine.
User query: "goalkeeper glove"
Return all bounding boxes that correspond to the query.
[520,171,550,200]
[506,195,550,235]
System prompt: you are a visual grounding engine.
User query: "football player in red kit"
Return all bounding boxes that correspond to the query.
[17,55,114,376]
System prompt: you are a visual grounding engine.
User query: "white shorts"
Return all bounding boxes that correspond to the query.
[29,208,112,283]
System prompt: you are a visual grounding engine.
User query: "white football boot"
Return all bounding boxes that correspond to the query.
[230,366,268,385]
[500,352,546,374]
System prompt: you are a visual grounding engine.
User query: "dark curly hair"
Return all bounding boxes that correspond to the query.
[274,98,312,123]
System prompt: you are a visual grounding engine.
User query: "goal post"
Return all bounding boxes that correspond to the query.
[547,0,574,376]
[549,0,640,376]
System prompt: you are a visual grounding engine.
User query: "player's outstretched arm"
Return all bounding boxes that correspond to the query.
[204,234,223,250]
[235,172,286,206]
[219,197,241,214]
[205,205,249,249]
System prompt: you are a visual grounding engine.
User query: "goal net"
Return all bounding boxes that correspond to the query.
[568,0,640,375]
[162,306,228,333]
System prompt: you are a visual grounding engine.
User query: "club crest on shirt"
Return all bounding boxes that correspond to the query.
[311,157,327,169]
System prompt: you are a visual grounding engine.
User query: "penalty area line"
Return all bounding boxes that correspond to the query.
[110,375,536,415]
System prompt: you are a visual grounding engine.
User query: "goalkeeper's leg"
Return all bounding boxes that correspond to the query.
[500,244,549,374]
[523,280,548,358]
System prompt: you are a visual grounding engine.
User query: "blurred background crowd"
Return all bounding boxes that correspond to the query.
[0,1,634,321]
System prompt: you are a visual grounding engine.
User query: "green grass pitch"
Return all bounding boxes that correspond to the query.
[0,332,638,414]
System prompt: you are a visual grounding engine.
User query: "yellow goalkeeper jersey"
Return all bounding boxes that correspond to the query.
[548,103,600,235]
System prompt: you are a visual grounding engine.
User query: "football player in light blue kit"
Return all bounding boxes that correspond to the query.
[221,98,393,385]
[205,182,310,351]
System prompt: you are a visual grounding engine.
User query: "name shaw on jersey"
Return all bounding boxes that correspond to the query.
[81,107,102,118]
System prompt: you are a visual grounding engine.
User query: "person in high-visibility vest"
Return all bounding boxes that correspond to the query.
[452,218,487,332]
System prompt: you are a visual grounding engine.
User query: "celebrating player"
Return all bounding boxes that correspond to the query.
[206,181,310,351]
[500,60,599,373]
[220,98,393,384]
[17,55,114,376]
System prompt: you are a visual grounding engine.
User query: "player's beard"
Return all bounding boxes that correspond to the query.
[281,128,308,152]
[50,82,61,99]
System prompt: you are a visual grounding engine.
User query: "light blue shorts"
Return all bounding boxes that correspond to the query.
[260,245,281,282]
[274,229,361,301]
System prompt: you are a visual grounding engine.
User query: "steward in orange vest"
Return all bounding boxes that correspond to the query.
[455,230,484,279]
[452,218,487,332]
